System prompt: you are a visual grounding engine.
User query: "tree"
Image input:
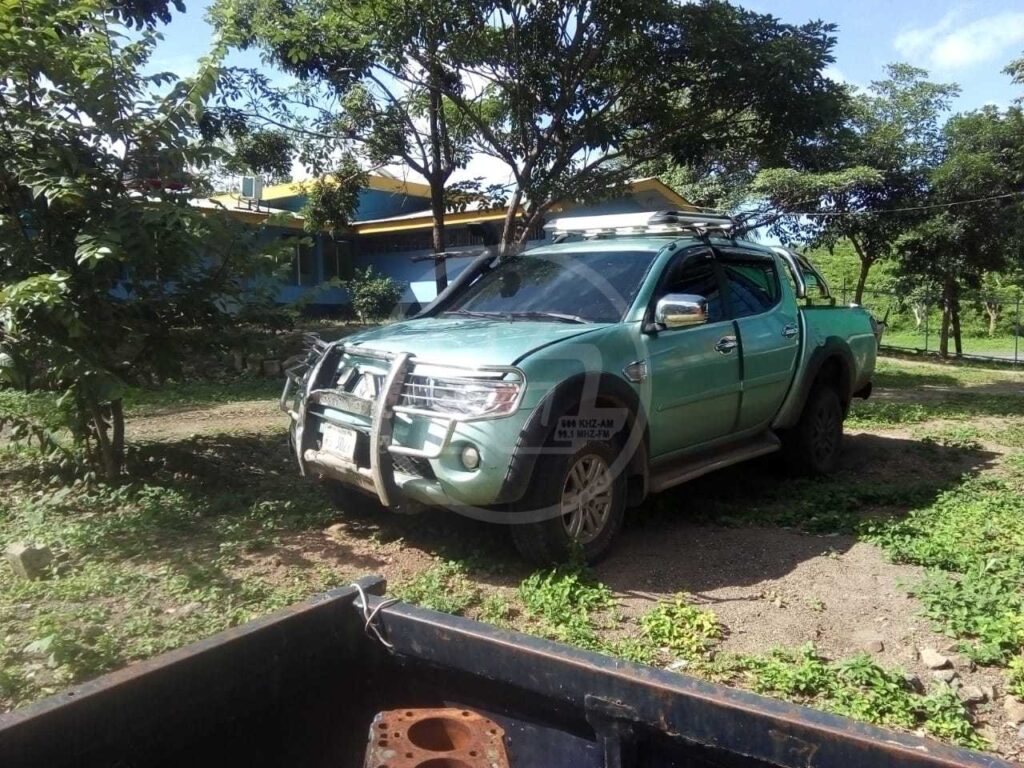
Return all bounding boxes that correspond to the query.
[438,0,847,249]
[752,64,959,304]
[224,128,296,182]
[211,0,480,292]
[0,0,286,478]
[896,105,1024,356]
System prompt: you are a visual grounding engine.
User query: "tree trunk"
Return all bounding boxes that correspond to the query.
[853,256,874,306]
[87,399,125,481]
[500,188,524,256]
[912,302,925,330]
[110,398,125,474]
[985,302,1000,336]
[939,279,962,359]
[951,293,963,358]
[427,85,447,295]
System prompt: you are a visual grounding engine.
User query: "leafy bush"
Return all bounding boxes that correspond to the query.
[344,267,402,322]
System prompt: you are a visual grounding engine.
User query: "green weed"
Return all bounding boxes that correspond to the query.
[393,561,480,615]
[733,645,983,748]
[864,467,1024,666]
[639,594,722,661]
[518,565,615,649]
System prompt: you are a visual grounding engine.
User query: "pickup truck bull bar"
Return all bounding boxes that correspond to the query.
[281,339,525,509]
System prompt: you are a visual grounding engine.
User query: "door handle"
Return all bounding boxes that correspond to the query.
[782,323,799,339]
[714,336,738,354]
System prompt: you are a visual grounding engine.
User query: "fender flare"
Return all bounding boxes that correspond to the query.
[778,337,857,429]
[496,372,650,505]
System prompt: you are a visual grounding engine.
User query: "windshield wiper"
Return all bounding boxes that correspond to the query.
[442,309,513,320]
[507,311,588,324]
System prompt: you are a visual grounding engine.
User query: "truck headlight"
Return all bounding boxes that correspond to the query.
[402,376,522,418]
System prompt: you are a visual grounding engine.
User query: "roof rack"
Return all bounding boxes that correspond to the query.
[545,210,737,238]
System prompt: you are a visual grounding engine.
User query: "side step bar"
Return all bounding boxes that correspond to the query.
[648,432,781,494]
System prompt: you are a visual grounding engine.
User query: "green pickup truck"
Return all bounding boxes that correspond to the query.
[283,211,880,562]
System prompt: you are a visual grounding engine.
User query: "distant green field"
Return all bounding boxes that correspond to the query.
[883,331,1022,360]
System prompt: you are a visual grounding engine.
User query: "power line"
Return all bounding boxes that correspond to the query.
[793,190,1024,217]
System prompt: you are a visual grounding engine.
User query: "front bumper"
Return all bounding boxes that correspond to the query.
[283,339,527,513]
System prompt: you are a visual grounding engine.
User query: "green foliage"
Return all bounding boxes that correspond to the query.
[518,565,615,649]
[0,0,288,477]
[864,469,1024,664]
[477,593,513,627]
[343,267,400,323]
[735,645,983,748]
[753,64,960,303]
[299,157,366,235]
[639,595,722,661]
[0,428,344,709]
[393,561,479,615]
[227,129,295,181]
[1008,655,1024,699]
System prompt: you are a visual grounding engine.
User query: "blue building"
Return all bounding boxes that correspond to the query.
[202,173,694,313]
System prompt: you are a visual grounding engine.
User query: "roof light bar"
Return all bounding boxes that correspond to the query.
[545,210,736,238]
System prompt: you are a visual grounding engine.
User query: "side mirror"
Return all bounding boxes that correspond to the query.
[655,293,708,329]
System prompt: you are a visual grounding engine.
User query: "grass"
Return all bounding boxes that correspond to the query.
[0,433,343,710]
[862,457,1024,665]
[883,331,1022,359]
[392,560,480,615]
[725,645,983,748]
[2,354,1023,753]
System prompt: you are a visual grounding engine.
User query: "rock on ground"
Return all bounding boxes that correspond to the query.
[919,648,951,669]
[5,542,52,580]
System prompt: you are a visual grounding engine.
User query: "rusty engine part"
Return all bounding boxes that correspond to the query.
[364,707,509,768]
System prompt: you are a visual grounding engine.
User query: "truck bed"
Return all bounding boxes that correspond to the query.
[0,578,1008,768]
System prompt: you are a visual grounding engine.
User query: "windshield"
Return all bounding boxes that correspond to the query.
[444,249,657,323]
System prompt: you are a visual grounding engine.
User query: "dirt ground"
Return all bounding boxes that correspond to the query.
[120,375,1023,759]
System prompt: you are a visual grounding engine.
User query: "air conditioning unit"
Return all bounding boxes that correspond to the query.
[240,175,264,201]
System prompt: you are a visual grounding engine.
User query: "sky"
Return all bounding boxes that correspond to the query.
[149,0,1024,185]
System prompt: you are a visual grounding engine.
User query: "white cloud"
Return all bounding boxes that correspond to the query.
[822,65,848,84]
[894,9,1024,71]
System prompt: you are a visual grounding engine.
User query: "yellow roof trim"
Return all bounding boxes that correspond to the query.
[355,210,512,234]
[258,173,431,202]
[627,178,696,210]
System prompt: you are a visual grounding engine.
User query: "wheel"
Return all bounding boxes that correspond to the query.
[783,385,844,475]
[511,440,627,564]
[323,480,379,517]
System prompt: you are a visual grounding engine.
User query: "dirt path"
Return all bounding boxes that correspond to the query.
[128,399,286,440]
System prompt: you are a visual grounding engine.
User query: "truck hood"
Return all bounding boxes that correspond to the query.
[344,317,605,367]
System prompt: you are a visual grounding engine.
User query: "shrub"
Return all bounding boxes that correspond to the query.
[344,267,402,322]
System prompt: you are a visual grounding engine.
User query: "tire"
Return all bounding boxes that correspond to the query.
[323,481,380,517]
[783,385,844,475]
[511,440,627,565]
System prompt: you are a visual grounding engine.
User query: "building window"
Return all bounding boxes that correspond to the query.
[323,239,354,281]
[289,239,316,286]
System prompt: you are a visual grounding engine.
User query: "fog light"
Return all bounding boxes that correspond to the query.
[460,444,481,470]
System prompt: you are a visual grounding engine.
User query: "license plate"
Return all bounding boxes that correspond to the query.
[321,423,357,462]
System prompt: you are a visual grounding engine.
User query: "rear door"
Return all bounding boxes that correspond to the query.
[641,247,741,458]
[719,248,800,431]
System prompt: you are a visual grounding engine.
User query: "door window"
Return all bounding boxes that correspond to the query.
[722,257,780,318]
[657,255,724,323]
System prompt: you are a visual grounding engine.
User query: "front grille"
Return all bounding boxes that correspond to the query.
[391,453,435,479]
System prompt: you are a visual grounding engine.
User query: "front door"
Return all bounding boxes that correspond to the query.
[641,249,741,459]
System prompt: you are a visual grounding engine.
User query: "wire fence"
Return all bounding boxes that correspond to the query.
[842,284,1024,365]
